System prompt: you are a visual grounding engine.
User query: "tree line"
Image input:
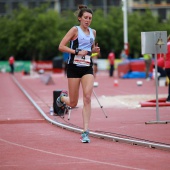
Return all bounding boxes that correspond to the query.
[0,4,170,61]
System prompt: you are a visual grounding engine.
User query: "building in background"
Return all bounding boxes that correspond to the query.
[129,0,170,21]
[0,0,170,20]
[0,0,121,15]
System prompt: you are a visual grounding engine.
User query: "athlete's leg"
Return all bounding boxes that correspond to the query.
[61,78,81,108]
[81,74,94,131]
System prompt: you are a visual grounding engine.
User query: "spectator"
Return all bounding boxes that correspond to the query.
[120,49,128,62]
[156,54,166,80]
[108,50,115,77]
[63,52,69,76]
[91,45,100,78]
[8,55,15,74]
[165,35,170,102]
[143,53,152,80]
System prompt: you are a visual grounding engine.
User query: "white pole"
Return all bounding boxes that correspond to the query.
[103,0,107,17]
[122,0,129,55]
[54,0,61,13]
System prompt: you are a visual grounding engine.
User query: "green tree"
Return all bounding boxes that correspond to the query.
[91,7,124,58]
[0,4,62,60]
[128,10,160,58]
[0,17,11,60]
[0,5,170,61]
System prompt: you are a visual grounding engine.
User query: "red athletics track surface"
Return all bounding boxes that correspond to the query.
[0,72,170,170]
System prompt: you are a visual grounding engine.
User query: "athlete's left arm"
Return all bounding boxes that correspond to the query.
[92,29,100,53]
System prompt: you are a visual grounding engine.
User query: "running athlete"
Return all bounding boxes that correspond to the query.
[57,5,100,143]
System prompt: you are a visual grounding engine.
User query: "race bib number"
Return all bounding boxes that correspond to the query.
[73,55,91,66]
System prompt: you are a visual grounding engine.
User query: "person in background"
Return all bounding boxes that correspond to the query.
[63,52,69,76]
[143,53,152,81]
[165,35,170,102]
[120,49,128,62]
[156,54,166,80]
[57,4,100,143]
[8,55,15,74]
[108,49,115,77]
[91,43,100,79]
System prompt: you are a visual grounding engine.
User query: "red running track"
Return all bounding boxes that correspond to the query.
[0,72,170,170]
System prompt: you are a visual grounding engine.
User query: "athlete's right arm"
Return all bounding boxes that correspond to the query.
[58,27,78,54]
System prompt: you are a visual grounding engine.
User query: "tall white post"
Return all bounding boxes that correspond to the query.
[122,0,129,55]
[103,0,107,17]
[54,0,61,13]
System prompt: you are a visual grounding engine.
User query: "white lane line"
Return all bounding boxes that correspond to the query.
[0,138,145,170]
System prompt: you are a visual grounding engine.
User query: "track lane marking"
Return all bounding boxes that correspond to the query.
[0,138,145,170]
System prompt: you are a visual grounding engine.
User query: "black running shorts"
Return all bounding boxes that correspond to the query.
[67,65,93,78]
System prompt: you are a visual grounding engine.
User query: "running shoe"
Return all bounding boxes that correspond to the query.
[80,130,90,143]
[56,90,68,107]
